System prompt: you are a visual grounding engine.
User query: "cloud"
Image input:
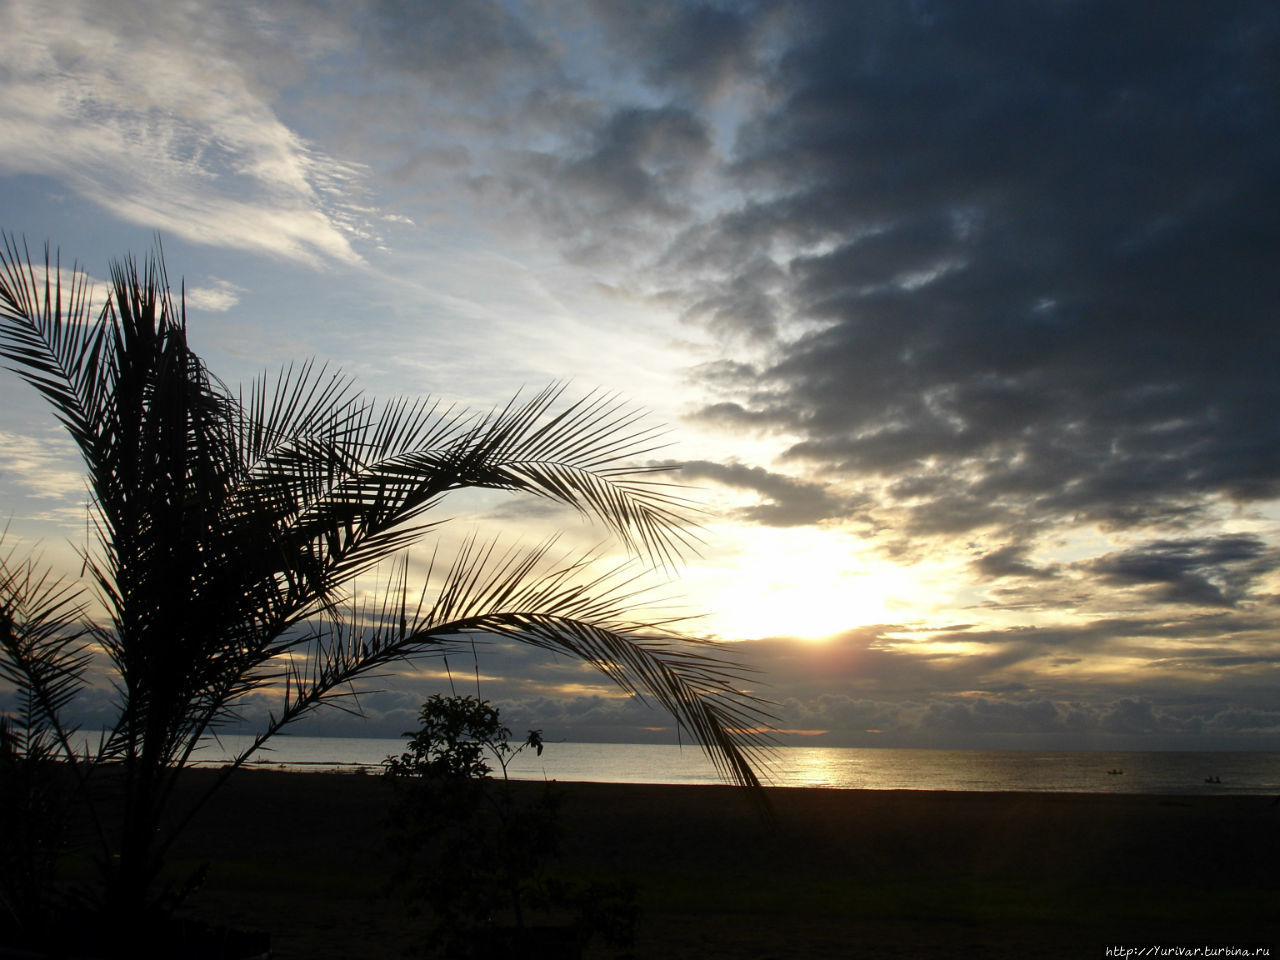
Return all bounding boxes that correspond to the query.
[184,278,243,313]
[678,459,850,526]
[359,0,554,95]
[773,691,1280,748]
[16,613,1280,748]
[0,0,371,265]
[1201,706,1280,736]
[1098,697,1166,736]
[585,0,777,102]
[972,544,1060,582]
[0,430,86,503]
[657,3,1280,551]
[722,614,1280,743]
[345,0,791,267]
[501,105,717,265]
[141,644,697,743]
[1080,536,1273,608]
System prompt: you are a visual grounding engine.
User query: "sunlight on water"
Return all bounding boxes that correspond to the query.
[785,749,868,788]
[133,734,1280,796]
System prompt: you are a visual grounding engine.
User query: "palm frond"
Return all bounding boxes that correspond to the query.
[268,541,774,789]
[0,235,110,454]
[0,538,91,758]
[449,387,703,568]
[234,389,703,623]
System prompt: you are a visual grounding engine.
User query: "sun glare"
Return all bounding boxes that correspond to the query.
[694,529,917,642]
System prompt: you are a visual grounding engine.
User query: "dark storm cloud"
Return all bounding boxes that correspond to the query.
[490,103,718,264]
[678,458,851,526]
[359,0,554,94]
[972,543,1059,581]
[679,2,1280,541]
[556,105,713,221]
[1098,697,1167,736]
[1201,706,1280,735]
[584,0,784,102]
[1080,535,1273,607]
[679,258,789,341]
[776,691,1280,748]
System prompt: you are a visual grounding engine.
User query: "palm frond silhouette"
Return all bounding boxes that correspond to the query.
[0,236,771,944]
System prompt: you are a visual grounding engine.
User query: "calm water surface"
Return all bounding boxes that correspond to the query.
[165,735,1280,796]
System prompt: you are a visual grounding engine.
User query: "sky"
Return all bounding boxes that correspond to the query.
[2,0,1279,753]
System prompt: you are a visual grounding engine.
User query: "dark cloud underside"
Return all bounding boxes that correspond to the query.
[676,3,1280,543]
[678,458,851,526]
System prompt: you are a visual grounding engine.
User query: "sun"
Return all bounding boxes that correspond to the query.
[690,528,916,642]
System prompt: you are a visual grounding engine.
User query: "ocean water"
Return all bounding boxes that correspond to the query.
[163,735,1280,796]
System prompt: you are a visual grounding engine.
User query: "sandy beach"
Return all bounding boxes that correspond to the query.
[144,769,1279,959]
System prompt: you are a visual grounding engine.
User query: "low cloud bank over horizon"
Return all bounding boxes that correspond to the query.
[19,627,1278,751]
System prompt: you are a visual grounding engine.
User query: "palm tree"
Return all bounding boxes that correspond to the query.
[0,237,770,949]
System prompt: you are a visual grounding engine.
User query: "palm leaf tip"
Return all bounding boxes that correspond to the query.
[303,537,776,793]
[0,537,91,753]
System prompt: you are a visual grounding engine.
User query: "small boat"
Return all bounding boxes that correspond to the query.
[1107,769,1123,775]
[1204,776,1221,784]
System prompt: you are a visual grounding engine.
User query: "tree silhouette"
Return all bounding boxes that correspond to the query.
[0,237,769,949]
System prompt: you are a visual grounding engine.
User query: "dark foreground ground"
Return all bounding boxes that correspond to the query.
[142,769,1280,958]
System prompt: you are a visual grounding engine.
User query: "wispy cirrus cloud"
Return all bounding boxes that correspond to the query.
[0,0,370,266]
[0,429,85,503]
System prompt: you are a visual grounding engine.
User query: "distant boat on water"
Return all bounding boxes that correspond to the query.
[1107,768,1124,775]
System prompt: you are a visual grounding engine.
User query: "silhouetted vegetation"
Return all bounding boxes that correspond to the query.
[383,695,638,957]
[0,237,768,956]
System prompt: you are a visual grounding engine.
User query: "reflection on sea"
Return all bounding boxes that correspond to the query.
[140,734,1280,796]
